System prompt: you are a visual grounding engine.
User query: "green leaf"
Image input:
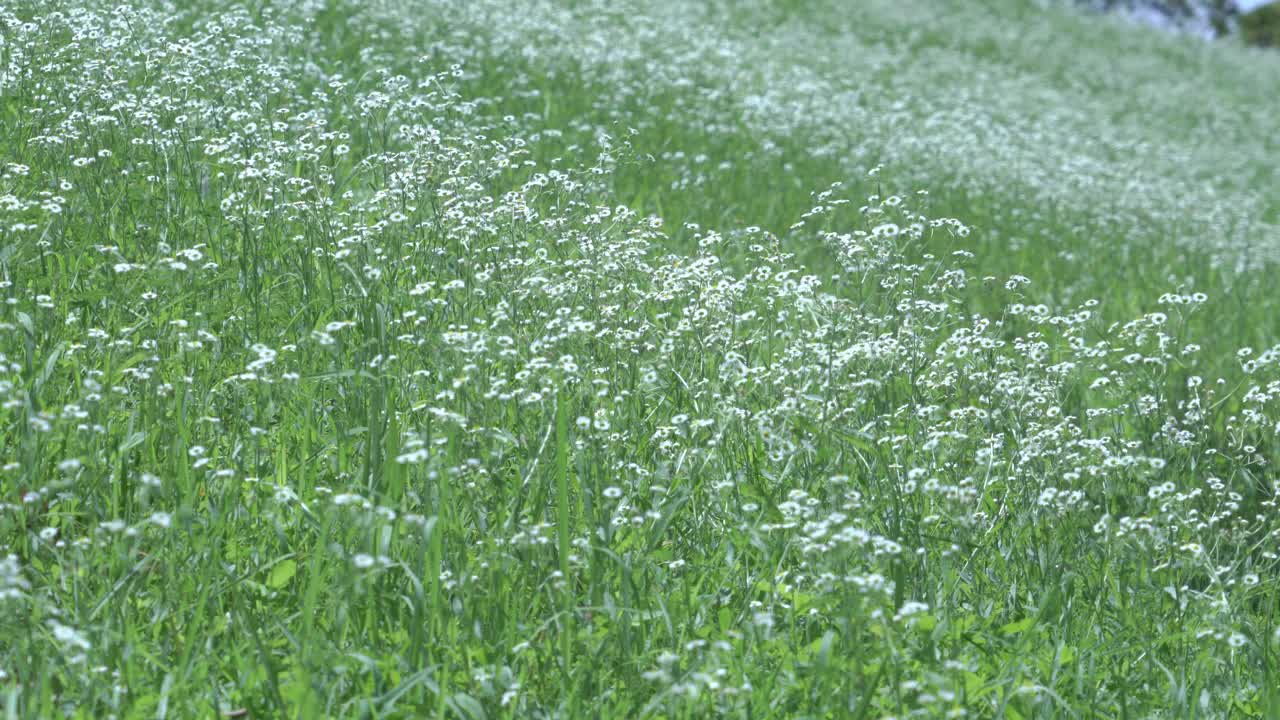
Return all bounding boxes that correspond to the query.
[15,311,33,337]
[816,630,835,668]
[446,692,487,720]
[912,613,938,632]
[267,559,297,590]
[646,491,691,552]
[118,430,147,455]
[999,617,1035,636]
[35,342,64,393]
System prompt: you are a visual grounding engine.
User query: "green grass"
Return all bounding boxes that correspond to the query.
[2,0,1280,717]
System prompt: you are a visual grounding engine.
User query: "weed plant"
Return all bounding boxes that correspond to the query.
[1,0,1279,717]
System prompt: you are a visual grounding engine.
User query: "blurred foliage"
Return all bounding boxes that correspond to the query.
[1083,0,1239,35]
[1241,3,1280,45]
[1077,0,1280,48]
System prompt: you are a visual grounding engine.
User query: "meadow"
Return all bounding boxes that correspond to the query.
[2,0,1280,717]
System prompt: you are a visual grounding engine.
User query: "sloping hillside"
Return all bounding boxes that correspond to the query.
[2,1,1278,717]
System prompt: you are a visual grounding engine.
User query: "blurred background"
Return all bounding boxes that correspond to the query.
[1077,0,1280,44]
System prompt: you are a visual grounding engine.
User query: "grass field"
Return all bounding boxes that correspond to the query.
[3,0,1280,717]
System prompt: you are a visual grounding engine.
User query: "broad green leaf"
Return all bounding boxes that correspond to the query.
[267,559,297,590]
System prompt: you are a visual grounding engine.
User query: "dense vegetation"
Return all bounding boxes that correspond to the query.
[1241,2,1280,44]
[2,0,1279,717]
[1082,0,1240,35]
